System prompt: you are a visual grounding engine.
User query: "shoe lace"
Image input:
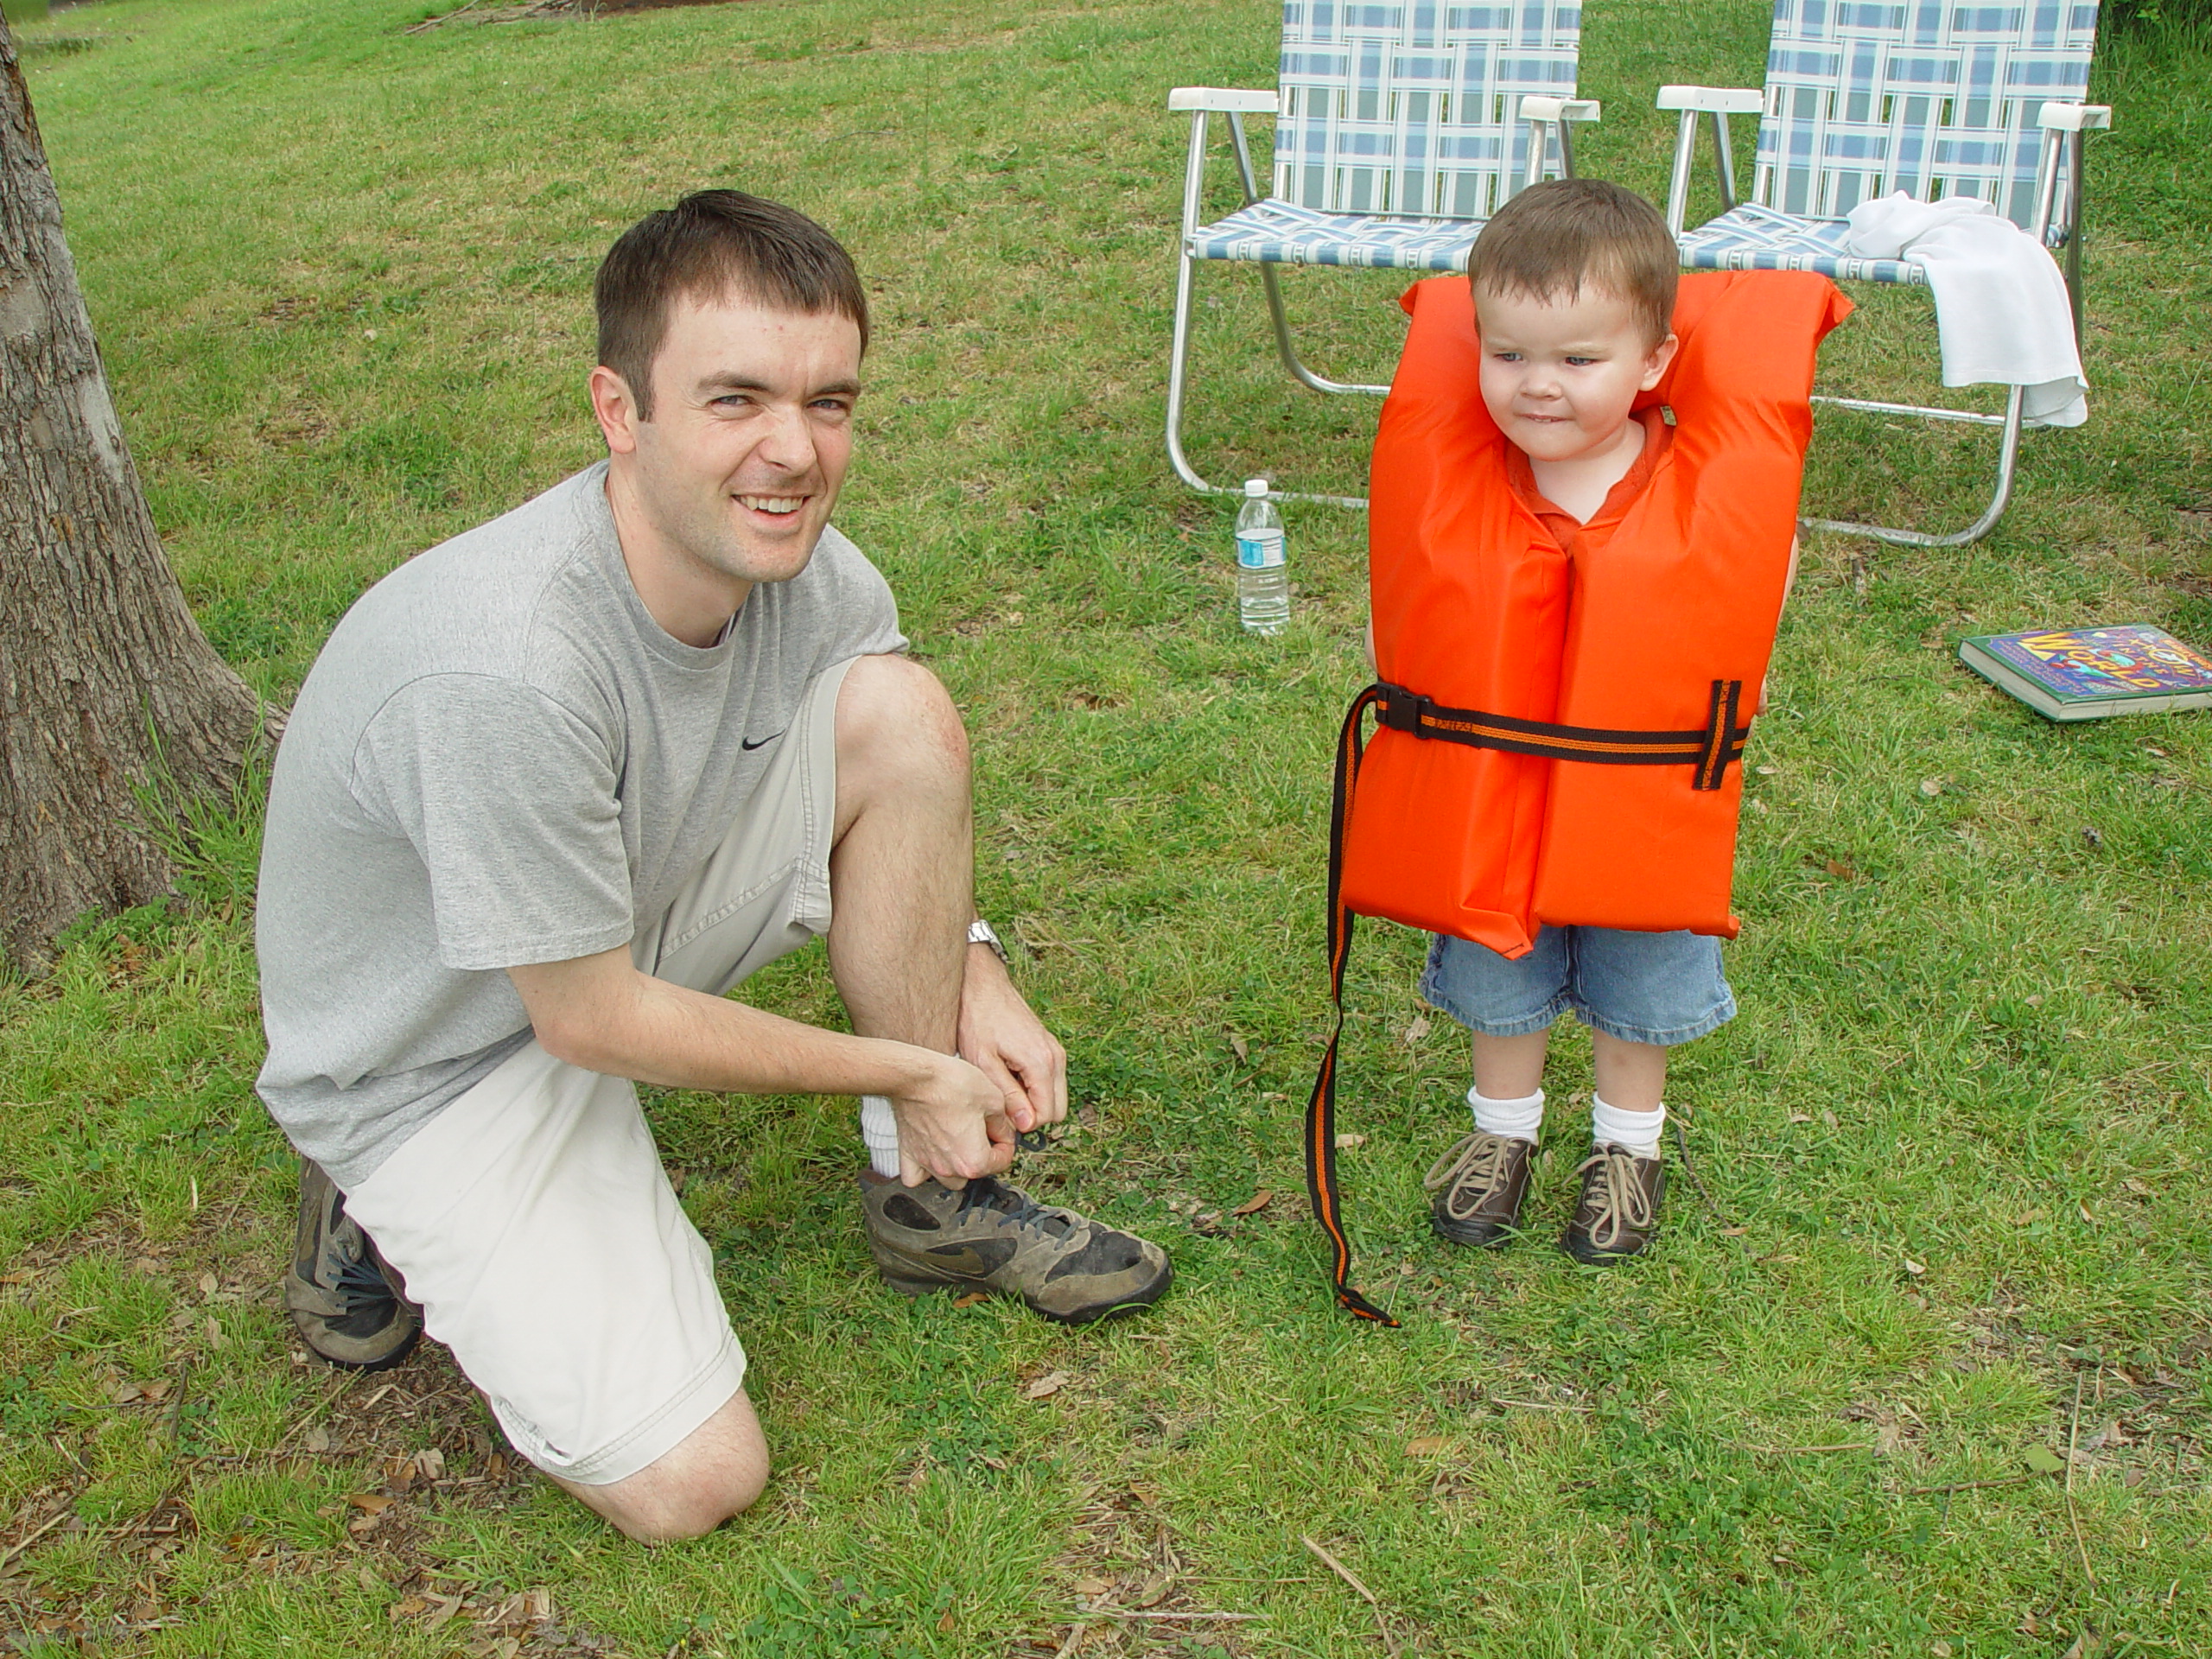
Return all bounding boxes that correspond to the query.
[1422,1132,1516,1219]
[956,1177,1074,1239]
[1573,1143,1656,1250]
[329,1236,397,1313]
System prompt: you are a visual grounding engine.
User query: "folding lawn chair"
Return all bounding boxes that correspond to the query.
[1168,0,1599,507]
[1658,0,2113,546]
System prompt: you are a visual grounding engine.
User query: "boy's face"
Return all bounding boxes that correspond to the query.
[1473,283,1677,464]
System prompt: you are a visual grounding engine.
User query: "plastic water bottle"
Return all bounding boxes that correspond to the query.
[1235,478,1290,636]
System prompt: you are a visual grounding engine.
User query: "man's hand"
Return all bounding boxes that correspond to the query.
[884,1048,1018,1189]
[956,945,1068,1137]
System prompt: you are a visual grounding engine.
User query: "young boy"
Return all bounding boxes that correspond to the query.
[1379,179,1797,1265]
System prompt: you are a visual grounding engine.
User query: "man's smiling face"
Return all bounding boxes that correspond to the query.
[613,290,864,592]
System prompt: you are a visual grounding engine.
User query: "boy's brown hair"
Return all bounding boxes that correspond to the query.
[1467,179,1678,345]
[595,189,869,418]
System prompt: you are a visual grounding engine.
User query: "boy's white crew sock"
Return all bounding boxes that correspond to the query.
[1591,1094,1665,1160]
[858,1096,902,1180]
[1468,1086,1545,1144]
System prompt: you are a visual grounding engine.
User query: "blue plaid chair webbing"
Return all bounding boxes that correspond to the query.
[1190,0,1584,270]
[1677,202,1926,283]
[1755,0,2098,228]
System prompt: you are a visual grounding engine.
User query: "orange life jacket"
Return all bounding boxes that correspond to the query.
[1344,270,1852,954]
[1306,270,1850,1323]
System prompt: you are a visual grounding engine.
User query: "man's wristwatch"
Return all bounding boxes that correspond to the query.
[967,918,1011,964]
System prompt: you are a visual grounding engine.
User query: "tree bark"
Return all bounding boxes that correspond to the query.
[0,17,260,972]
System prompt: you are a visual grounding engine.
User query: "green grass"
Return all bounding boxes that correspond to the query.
[3,0,2210,1653]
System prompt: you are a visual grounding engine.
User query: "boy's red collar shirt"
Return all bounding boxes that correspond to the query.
[1503,406,1674,555]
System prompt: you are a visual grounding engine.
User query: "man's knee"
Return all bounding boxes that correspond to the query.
[834,653,969,808]
[557,1389,770,1543]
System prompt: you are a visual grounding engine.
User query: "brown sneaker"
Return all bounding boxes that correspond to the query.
[286,1159,421,1371]
[1423,1131,1535,1247]
[1561,1143,1665,1263]
[860,1174,1172,1325]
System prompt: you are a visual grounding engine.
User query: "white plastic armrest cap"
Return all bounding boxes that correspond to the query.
[1656,85,1764,114]
[1518,95,1600,122]
[2037,101,2113,132]
[1167,86,1279,113]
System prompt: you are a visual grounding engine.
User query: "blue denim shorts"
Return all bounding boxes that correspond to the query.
[1420,925,1736,1048]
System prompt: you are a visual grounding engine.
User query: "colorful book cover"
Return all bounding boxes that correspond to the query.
[1969,624,2212,703]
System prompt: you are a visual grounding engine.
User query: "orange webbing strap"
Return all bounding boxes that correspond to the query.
[1304,683,1399,1326]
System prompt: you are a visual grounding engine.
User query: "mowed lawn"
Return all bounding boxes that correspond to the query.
[3,0,2210,1654]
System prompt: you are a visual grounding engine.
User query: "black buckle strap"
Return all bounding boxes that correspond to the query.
[1374,678,1751,791]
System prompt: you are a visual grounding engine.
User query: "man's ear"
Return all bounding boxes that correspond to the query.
[1640,331,1681,392]
[588,365,643,456]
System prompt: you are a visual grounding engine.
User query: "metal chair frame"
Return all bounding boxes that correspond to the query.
[1166,92,1591,509]
[1166,0,1597,509]
[1658,0,2113,548]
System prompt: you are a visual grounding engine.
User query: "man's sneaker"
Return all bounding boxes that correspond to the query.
[286,1160,420,1371]
[1561,1142,1665,1264]
[860,1174,1172,1325]
[1423,1131,1535,1248]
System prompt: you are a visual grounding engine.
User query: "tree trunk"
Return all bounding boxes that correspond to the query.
[0,17,260,972]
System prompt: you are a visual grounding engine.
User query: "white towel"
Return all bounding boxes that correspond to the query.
[1845,191,2088,429]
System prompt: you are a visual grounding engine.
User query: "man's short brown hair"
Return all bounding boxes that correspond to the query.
[594,189,869,418]
[1467,179,1678,346]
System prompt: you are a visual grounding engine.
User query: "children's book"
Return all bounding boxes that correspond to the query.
[1958,624,2212,721]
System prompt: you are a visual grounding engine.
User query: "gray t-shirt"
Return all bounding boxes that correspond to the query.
[255,461,904,1190]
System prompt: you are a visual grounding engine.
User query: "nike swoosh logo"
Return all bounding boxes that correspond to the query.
[741,730,786,752]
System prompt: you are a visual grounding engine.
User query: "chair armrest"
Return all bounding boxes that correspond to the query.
[1656,85,1763,115]
[2037,101,2113,132]
[1518,95,1600,123]
[1168,87,1279,113]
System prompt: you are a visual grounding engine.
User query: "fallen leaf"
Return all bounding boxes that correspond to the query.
[1134,1573,1172,1608]
[1334,1132,1366,1149]
[303,1426,331,1453]
[111,1382,144,1406]
[1903,1259,1926,1276]
[2079,1202,2095,1225]
[414,1446,446,1481]
[1228,1033,1249,1064]
[1788,1112,1813,1123]
[952,1291,990,1309]
[389,1597,428,1620]
[938,1608,957,1634]
[1406,1436,1449,1457]
[2024,1444,2067,1476]
[1233,1189,1273,1217]
[1824,859,1857,880]
[1071,1575,1113,1599]
[1919,777,1947,797]
[345,1493,393,1516]
[358,1564,382,1593]
[198,1272,219,1299]
[2123,1178,2153,1196]
[1720,1225,1748,1236]
[1402,1014,1430,1045]
[1191,1210,1227,1236]
[1931,1642,1953,1657]
[205,1316,220,1344]
[1756,764,1779,776]
[1024,1370,1071,1400]
[1874,1425,1905,1456]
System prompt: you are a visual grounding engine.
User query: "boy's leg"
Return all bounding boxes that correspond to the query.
[1419,932,1570,1246]
[1560,929,1734,1262]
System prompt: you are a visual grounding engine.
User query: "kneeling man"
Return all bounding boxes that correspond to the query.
[254,190,1170,1541]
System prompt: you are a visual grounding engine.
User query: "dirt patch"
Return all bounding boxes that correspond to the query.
[407,0,754,31]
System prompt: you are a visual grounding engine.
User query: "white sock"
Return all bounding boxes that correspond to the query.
[1591,1093,1665,1160]
[1468,1086,1544,1144]
[858,1095,901,1179]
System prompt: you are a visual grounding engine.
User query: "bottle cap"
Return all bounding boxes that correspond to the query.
[1243,478,1268,498]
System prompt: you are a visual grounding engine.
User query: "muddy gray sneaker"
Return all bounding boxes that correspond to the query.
[286,1160,420,1370]
[860,1174,1172,1325]
[1561,1142,1666,1264]
[1424,1131,1535,1247]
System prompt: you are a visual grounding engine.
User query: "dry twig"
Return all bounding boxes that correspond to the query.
[2065,1369,2097,1585]
[1302,1535,1402,1658]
